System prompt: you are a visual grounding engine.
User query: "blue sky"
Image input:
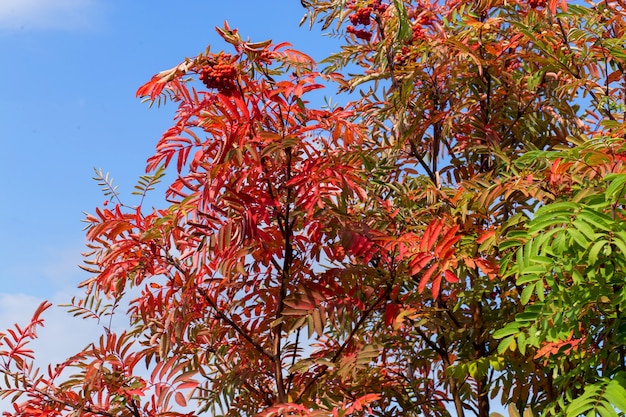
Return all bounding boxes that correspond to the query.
[0,1,337,295]
[0,0,341,399]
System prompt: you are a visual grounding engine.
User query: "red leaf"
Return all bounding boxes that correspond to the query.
[174,391,187,407]
[476,229,495,245]
[424,220,444,252]
[431,274,442,299]
[409,253,433,276]
[418,263,438,294]
[136,75,166,100]
[385,302,400,326]
[444,270,458,283]
[435,225,460,258]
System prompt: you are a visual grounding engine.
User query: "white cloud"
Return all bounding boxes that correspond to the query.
[0,292,98,365]
[0,0,105,32]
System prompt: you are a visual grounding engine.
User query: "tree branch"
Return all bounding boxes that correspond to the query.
[196,285,275,361]
[295,282,391,403]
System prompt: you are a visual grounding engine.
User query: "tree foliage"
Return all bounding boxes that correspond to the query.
[2,0,626,416]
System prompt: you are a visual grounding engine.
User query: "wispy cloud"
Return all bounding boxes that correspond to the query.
[0,292,96,363]
[0,243,102,370]
[0,0,105,32]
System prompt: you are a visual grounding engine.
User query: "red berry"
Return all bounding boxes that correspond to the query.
[347,25,372,42]
[528,0,547,8]
[349,7,372,26]
[199,55,238,95]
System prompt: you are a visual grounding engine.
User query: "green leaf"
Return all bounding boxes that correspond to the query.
[519,265,549,277]
[535,281,545,302]
[611,235,626,261]
[579,209,613,232]
[534,201,580,215]
[566,386,599,417]
[500,238,525,251]
[497,335,517,354]
[493,323,523,339]
[605,173,626,202]
[588,240,607,265]
[516,310,541,323]
[567,228,588,247]
[528,215,570,234]
[572,219,597,242]
[394,0,412,42]
[605,375,626,413]
[521,284,535,305]
[132,164,166,199]
[566,378,626,417]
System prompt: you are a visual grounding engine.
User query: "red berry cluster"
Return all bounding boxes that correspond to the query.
[394,45,412,66]
[528,0,547,8]
[371,0,388,12]
[347,25,373,41]
[411,25,423,42]
[345,1,388,43]
[409,13,433,42]
[349,7,372,25]
[416,14,433,25]
[199,55,238,95]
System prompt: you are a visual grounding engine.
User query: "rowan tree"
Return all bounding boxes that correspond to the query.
[2,1,626,416]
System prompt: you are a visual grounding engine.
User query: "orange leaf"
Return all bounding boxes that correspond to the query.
[475,258,497,279]
[548,0,559,14]
[476,229,495,244]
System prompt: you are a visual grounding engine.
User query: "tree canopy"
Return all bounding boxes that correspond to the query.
[2,0,626,416]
